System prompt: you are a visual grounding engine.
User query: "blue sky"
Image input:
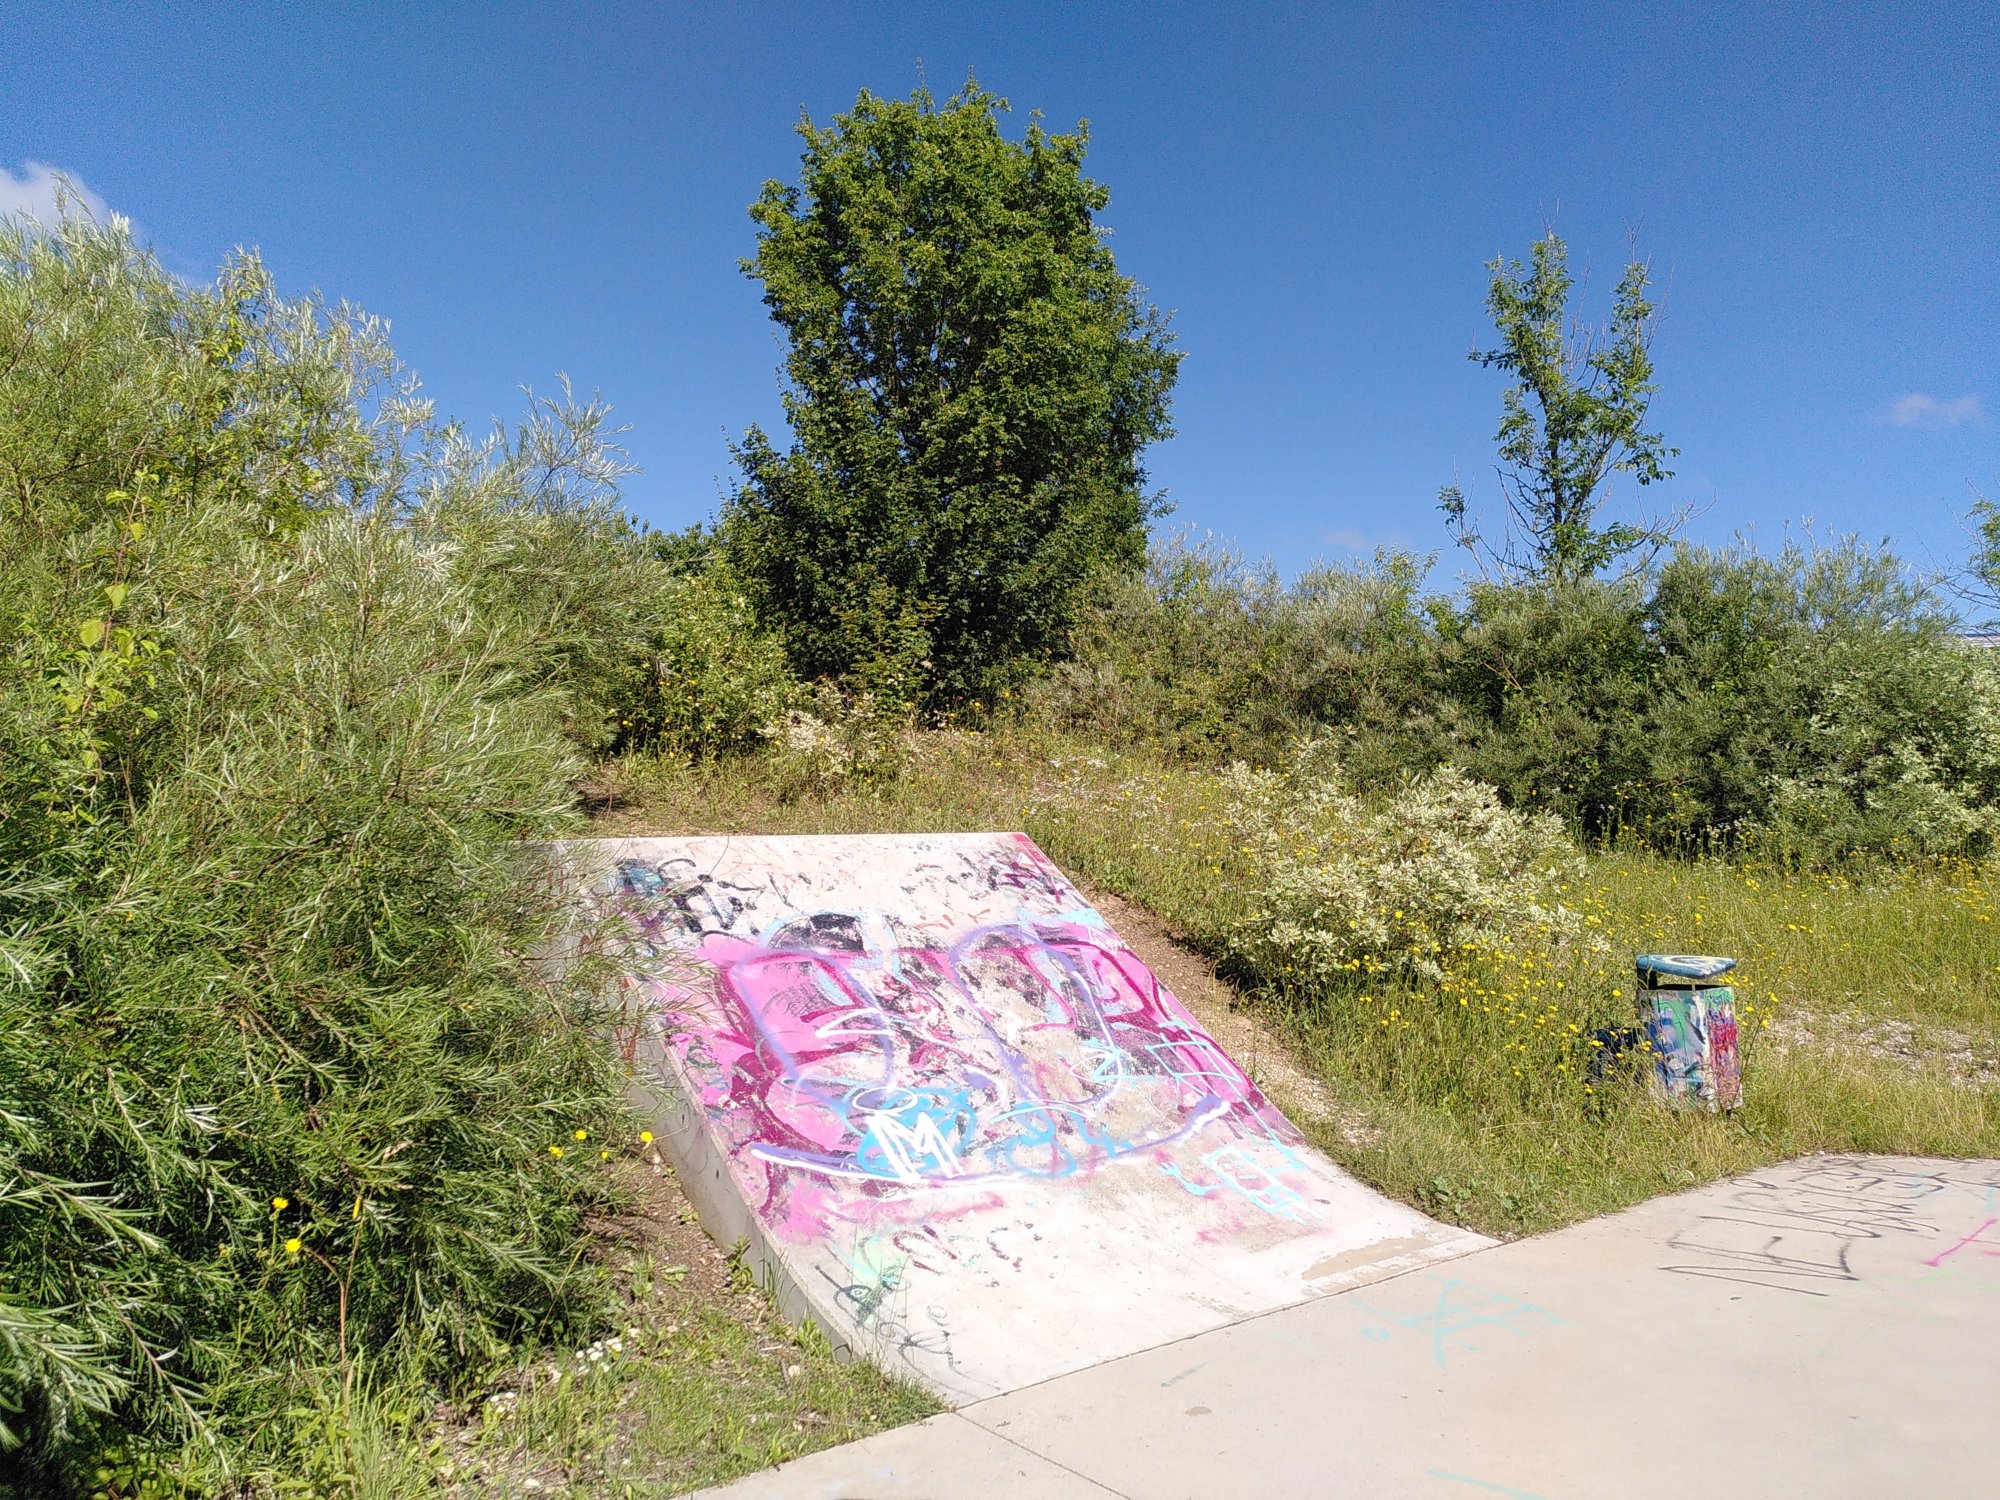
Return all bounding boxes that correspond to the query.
[5,2,1994,584]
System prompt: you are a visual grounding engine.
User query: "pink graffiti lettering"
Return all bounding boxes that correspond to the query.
[1925,1217,2000,1268]
[606,848,1309,1244]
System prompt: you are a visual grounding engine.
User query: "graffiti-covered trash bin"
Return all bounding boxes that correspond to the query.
[1636,954,1741,1111]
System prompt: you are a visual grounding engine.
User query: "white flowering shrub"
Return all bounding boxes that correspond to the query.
[760,682,909,798]
[1225,736,1582,987]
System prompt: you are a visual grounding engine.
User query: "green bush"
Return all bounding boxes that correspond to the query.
[1756,644,2000,860]
[1040,533,1996,863]
[0,216,621,1485]
[1025,537,1299,758]
[612,565,799,759]
[1026,536,1441,769]
[1641,539,2000,860]
[1428,578,1655,835]
[1276,553,1448,782]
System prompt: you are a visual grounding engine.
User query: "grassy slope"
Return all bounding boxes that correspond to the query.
[213,1151,941,1500]
[430,1159,940,1498]
[599,730,1999,1237]
[393,728,1990,1496]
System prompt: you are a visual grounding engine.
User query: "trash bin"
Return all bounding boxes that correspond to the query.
[1636,953,1741,1111]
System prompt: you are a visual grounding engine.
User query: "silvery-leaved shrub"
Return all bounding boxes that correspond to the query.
[0,211,620,1486]
[1760,647,2000,861]
[1225,736,1581,988]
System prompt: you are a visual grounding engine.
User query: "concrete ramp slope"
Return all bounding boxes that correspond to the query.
[577,832,1491,1403]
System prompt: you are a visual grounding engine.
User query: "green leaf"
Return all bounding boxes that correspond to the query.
[104,582,128,610]
[78,618,106,648]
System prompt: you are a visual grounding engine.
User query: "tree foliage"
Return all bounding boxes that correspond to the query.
[1966,490,2000,625]
[1441,231,1679,583]
[1038,532,2000,862]
[723,78,1179,708]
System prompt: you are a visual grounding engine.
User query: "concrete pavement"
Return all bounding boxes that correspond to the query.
[693,1154,2000,1499]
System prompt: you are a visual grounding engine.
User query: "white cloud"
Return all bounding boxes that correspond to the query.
[1885,392,1983,431]
[0,161,112,227]
[1322,526,1413,554]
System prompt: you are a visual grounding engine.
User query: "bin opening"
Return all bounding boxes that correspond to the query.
[1636,952,1736,989]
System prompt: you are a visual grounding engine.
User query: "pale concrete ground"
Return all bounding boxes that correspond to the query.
[693,1154,2000,1499]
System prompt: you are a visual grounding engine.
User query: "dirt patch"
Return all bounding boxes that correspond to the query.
[1766,1009,2000,1088]
[590,1151,768,1307]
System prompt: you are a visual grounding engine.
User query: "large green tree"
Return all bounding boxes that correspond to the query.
[1440,230,1680,584]
[723,79,1179,708]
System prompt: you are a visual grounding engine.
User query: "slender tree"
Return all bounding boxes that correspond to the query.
[1966,491,2000,626]
[1441,230,1680,583]
[723,78,1179,708]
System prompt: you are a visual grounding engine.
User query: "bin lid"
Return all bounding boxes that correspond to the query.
[1636,952,1736,982]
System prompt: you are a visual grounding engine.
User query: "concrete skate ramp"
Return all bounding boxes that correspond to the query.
[581,832,1490,1402]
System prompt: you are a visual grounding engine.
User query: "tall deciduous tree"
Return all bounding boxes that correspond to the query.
[1440,230,1680,584]
[723,79,1179,708]
[1966,491,2000,626]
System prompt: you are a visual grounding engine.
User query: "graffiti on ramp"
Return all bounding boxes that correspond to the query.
[585,832,1489,1400]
